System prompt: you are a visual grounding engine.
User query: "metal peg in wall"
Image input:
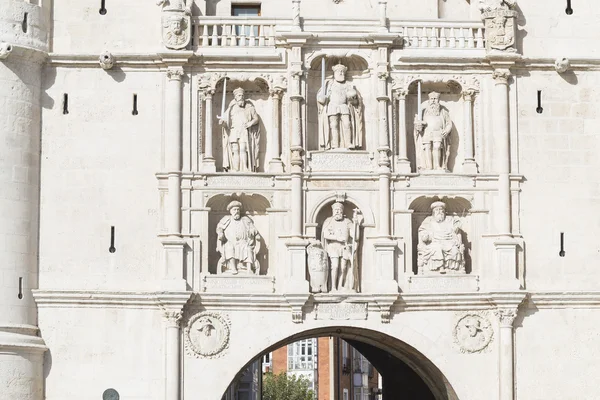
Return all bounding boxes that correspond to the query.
[536,90,543,114]
[559,232,565,257]
[109,226,116,253]
[565,0,573,15]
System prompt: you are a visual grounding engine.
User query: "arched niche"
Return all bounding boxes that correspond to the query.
[210,77,270,172]
[221,326,459,400]
[408,196,473,275]
[206,193,271,275]
[403,77,467,173]
[305,53,372,152]
[307,197,369,293]
[307,193,375,236]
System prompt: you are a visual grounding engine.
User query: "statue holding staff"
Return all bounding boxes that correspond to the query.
[317,63,364,150]
[218,87,261,172]
[321,202,363,292]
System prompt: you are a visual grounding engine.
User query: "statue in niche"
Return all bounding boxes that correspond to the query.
[414,91,453,172]
[219,88,261,172]
[216,201,262,275]
[417,201,465,274]
[321,202,363,292]
[307,240,329,293]
[317,63,364,150]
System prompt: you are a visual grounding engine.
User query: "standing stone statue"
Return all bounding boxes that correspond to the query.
[317,63,364,150]
[414,91,453,171]
[219,88,261,172]
[321,202,363,292]
[216,201,262,275]
[417,201,465,274]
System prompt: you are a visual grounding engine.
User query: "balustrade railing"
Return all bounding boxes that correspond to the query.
[192,17,485,50]
[193,17,278,48]
[393,21,485,49]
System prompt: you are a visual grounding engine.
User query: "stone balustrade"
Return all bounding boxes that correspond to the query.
[194,17,278,48]
[395,22,485,49]
[193,17,485,50]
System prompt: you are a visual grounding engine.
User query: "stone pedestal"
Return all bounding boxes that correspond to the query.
[489,238,521,290]
[161,238,188,291]
[407,274,479,292]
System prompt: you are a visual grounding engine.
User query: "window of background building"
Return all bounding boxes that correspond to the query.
[288,339,316,371]
[343,388,349,400]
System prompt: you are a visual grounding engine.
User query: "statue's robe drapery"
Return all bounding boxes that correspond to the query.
[317,79,364,150]
[216,215,261,271]
[415,103,452,170]
[221,99,260,171]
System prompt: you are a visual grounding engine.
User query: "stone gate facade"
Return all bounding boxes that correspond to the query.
[2,0,600,399]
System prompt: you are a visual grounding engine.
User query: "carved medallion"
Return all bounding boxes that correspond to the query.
[185,312,230,358]
[453,313,493,353]
[162,10,191,50]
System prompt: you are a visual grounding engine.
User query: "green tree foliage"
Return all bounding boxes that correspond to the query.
[262,372,315,400]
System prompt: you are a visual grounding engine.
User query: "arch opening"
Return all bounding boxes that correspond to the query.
[222,326,458,400]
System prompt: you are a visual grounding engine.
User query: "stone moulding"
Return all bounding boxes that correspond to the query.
[31,290,600,311]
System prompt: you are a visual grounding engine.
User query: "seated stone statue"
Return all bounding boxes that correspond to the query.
[417,201,465,274]
[216,201,261,275]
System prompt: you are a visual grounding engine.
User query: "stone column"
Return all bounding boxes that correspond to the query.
[376,71,391,236]
[492,69,511,235]
[290,69,304,238]
[164,311,182,400]
[165,67,184,235]
[269,88,284,172]
[461,89,478,173]
[395,89,411,173]
[201,88,216,172]
[495,308,518,400]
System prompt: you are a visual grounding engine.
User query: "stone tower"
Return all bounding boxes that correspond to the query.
[0,1,50,398]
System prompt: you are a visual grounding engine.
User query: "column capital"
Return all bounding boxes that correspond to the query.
[394,89,408,100]
[462,89,477,101]
[269,88,285,98]
[163,310,183,327]
[377,71,389,81]
[166,67,185,81]
[201,87,215,99]
[494,307,518,327]
[492,69,511,84]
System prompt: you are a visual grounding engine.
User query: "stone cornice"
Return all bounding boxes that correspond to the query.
[33,290,600,312]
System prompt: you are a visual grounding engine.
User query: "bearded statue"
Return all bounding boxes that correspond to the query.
[417,201,465,274]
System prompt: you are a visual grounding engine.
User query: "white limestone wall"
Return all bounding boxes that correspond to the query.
[516,70,600,290]
[516,308,600,399]
[51,1,162,54]
[39,68,165,290]
[518,0,600,58]
[38,307,164,400]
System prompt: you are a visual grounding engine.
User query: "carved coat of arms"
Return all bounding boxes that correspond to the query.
[162,10,191,50]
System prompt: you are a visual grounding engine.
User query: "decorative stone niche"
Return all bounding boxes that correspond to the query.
[205,193,271,276]
[407,195,479,292]
[209,78,271,173]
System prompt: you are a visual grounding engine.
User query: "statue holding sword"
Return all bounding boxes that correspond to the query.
[218,86,261,172]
